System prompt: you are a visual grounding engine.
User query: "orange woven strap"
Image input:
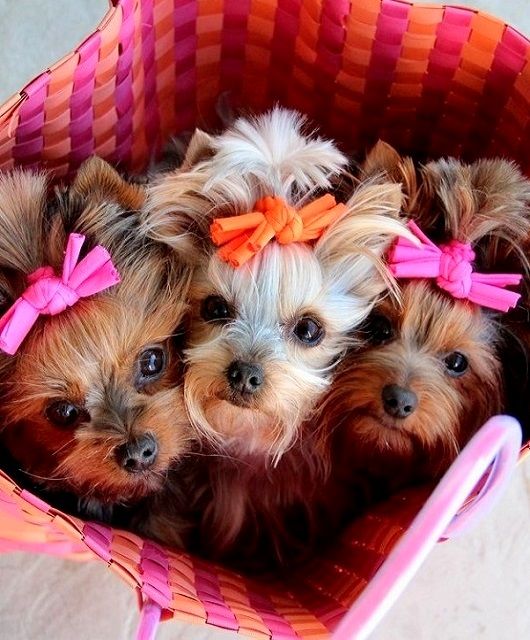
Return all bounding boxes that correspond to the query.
[210,194,346,267]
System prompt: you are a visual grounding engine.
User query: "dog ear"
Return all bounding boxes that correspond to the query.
[141,169,210,266]
[315,181,410,325]
[180,129,215,171]
[362,140,403,178]
[0,171,59,332]
[423,157,530,278]
[470,159,530,246]
[71,156,145,211]
[473,159,530,281]
[205,107,348,200]
[140,131,217,265]
[60,157,155,259]
[363,141,419,215]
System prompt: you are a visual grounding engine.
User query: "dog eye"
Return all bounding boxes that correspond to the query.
[292,317,324,346]
[444,352,469,377]
[45,401,87,428]
[138,347,167,381]
[201,295,233,322]
[365,314,394,345]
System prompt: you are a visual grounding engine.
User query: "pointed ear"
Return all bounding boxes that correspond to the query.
[0,171,55,324]
[363,141,420,214]
[180,129,215,171]
[470,158,530,220]
[362,140,403,179]
[71,157,145,211]
[141,169,211,266]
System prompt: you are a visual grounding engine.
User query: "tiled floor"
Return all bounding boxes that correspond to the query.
[0,1,529,639]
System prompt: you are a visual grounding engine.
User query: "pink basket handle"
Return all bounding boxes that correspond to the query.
[136,598,162,640]
[332,414,522,640]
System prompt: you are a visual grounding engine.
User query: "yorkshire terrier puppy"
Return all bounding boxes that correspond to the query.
[0,159,194,527]
[323,143,530,512]
[142,109,410,566]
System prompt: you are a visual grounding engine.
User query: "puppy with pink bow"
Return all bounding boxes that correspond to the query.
[0,159,194,532]
[321,142,530,515]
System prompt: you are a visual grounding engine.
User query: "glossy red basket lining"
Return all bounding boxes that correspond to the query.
[0,1,528,638]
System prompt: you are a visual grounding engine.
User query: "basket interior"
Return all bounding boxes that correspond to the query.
[0,0,530,637]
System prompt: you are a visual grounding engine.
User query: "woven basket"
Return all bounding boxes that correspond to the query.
[0,1,529,639]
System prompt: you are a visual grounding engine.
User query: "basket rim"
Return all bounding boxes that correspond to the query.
[2,0,530,128]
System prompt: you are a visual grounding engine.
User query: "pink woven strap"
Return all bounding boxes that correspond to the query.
[136,599,162,640]
[332,415,522,640]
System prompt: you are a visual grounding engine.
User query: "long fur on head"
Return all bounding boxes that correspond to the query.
[0,171,57,381]
[314,179,406,307]
[204,107,348,198]
[419,157,530,271]
[141,107,350,260]
[185,242,338,463]
[0,171,50,301]
[0,161,194,520]
[139,112,412,566]
[363,140,530,274]
[172,114,410,463]
[322,142,524,495]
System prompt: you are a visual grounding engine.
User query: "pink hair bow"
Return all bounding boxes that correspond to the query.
[388,221,522,312]
[0,233,120,355]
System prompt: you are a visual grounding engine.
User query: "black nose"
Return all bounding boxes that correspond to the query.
[226,360,264,395]
[115,434,158,473]
[382,384,418,419]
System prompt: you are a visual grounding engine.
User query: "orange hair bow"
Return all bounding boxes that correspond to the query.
[210,194,346,267]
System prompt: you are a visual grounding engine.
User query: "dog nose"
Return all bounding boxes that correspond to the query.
[226,360,264,395]
[115,434,158,473]
[382,384,418,419]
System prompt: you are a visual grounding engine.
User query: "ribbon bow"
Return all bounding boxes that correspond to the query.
[388,221,522,312]
[210,194,346,267]
[0,233,121,355]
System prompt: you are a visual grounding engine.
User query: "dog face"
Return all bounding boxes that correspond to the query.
[2,277,190,504]
[185,242,366,460]
[144,109,410,462]
[0,161,194,507]
[338,139,530,468]
[328,281,502,466]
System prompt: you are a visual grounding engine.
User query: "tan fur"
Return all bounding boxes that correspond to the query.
[324,283,502,494]
[179,129,215,171]
[72,156,146,211]
[319,144,530,521]
[184,181,408,464]
[362,140,404,181]
[139,110,415,568]
[0,162,193,531]
[2,271,190,505]
[363,140,530,273]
